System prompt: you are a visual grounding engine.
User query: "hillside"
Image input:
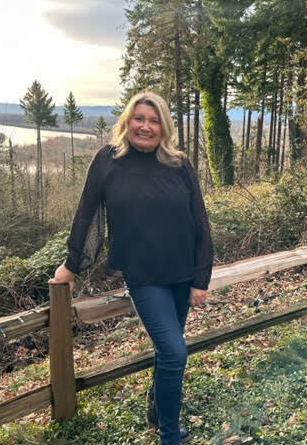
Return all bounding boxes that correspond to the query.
[0,103,115,117]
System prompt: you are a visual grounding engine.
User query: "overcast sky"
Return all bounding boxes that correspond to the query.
[0,0,127,105]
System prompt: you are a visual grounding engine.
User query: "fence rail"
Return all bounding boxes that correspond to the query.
[2,246,307,343]
[1,246,307,426]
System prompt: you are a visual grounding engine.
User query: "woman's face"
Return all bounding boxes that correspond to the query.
[127,103,162,151]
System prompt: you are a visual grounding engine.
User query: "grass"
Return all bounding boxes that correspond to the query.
[2,319,307,444]
[2,266,307,444]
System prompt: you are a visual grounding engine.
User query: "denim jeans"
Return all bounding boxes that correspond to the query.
[126,282,191,445]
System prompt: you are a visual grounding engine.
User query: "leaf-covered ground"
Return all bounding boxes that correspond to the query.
[1,265,307,444]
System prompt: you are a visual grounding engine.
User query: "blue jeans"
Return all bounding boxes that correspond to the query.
[126,282,191,445]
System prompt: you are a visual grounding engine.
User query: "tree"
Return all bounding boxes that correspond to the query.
[64,92,83,181]
[122,0,194,149]
[194,0,253,186]
[233,0,307,173]
[94,116,108,146]
[20,80,57,221]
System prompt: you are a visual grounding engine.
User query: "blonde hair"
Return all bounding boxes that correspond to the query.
[111,91,185,166]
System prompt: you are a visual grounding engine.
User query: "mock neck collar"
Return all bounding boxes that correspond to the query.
[128,141,158,155]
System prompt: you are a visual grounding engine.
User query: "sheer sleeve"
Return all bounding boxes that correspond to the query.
[183,158,213,290]
[64,147,111,274]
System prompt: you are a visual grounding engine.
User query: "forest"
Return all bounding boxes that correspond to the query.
[1,0,307,444]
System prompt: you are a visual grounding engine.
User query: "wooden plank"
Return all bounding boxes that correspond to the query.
[75,300,307,391]
[186,300,307,354]
[2,246,307,338]
[209,246,307,290]
[0,292,128,342]
[76,350,154,390]
[0,307,50,343]
[49,284,76,420]
[73,294,133,323]
[0,385,51,426]
[74,246,307,323]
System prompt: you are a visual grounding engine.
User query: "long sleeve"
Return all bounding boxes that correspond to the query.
[183,158,213,290]
[64,148,110,274]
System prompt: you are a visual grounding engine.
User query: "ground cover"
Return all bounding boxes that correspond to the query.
[1,265,307,443]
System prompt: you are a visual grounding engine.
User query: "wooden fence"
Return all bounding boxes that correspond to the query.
[1,246,307,426]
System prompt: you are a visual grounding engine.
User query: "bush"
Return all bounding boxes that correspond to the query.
[0,230,69,316]
[207,167,307,263]
[1,164,307,315]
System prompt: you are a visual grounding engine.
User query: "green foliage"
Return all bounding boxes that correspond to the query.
[6,363,49,394]
[20,80,57,128]
[207,166,307,262]
[93,116,108,146]
[20,80,58,221]
[3,322,307,444]
[64,92,83,126]
[1,163,306,314]
[0,230,69,316]
[26,229,70,281]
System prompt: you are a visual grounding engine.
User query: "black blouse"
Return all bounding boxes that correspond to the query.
[65,144,213,290]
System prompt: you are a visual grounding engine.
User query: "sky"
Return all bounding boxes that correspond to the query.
[0,0,127,106]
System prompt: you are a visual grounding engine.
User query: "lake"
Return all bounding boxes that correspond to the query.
[0,124,95,146]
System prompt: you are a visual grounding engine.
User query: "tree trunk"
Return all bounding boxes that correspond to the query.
[174,13,185,150]
[8,138,16,212]
[287,70,297,164]
[267,100,275,172]
[71,123,75,183]
[187,90,191,159]
[26,168,32,218]
[280,111,287,173]
[201,68,234,187]
[275,74,285,170]
[193,89,200,174]
[36,125,43,222]
[63,152,66,181]
[39,132,44,223]
[255,99,265,178]
[240,108,246,180]
[297,56,307,154]
[272,91,278,166]
[245,109,252,151]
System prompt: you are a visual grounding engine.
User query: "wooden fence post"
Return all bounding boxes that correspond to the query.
[49,283,76,420]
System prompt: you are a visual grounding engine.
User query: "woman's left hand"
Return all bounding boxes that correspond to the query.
[189,287,209,307]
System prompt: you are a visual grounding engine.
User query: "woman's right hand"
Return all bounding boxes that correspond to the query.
[48,264,75,293]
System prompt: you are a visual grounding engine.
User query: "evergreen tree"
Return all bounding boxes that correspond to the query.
[64,92,83,180]
[194,0,254,186]
[121,0,307,182]
[94,116,108,146]
[20,80,57,221]
[233,0,307,172]
[122,0,195,149]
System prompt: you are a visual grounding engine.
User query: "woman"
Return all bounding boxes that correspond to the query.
[49,91,213,445]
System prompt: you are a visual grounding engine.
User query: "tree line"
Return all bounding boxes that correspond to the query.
[119,0,307,186]
[15,81,109,222]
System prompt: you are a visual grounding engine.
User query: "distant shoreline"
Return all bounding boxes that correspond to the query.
[1,122,95,137]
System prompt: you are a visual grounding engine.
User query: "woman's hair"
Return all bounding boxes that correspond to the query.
[111,91,185,166]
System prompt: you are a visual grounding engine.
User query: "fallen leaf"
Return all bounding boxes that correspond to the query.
[189,415,203,427]
[223,435,242,444]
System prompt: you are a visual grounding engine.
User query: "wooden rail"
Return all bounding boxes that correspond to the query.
[1,246,307,426]
[1,246,307,342]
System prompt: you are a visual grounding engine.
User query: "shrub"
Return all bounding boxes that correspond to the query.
[207,167,307,263]
[0,230,69,316]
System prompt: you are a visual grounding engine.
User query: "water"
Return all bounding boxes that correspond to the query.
[0,124,95,146]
